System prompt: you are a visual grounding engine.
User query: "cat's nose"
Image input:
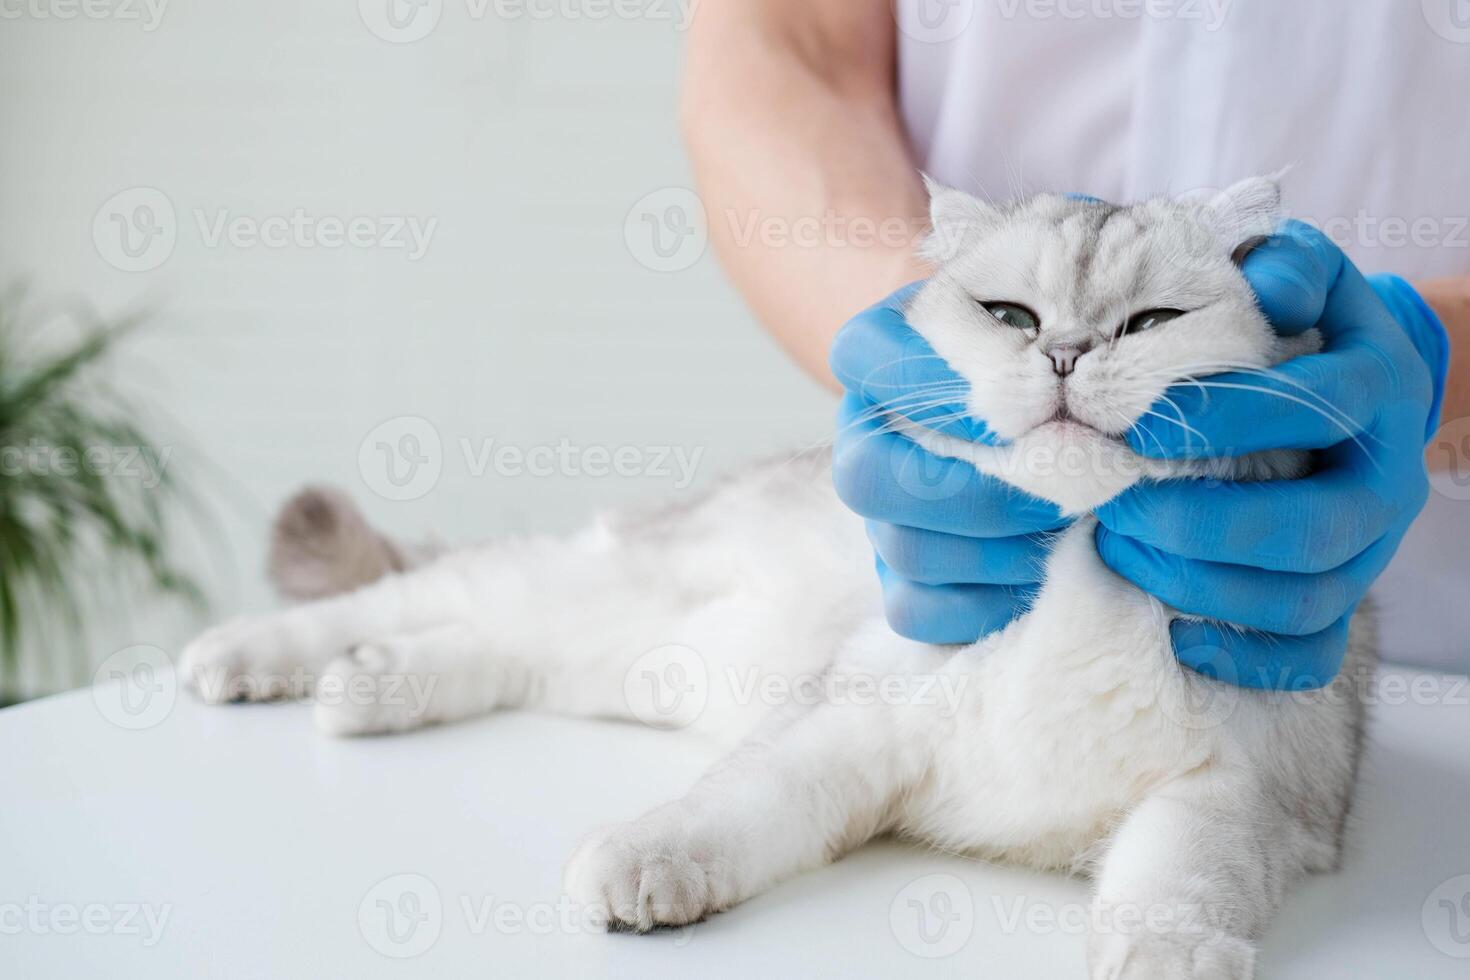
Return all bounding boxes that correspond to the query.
[1047,344,1089,378]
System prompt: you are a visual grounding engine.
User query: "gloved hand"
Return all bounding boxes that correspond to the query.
[830,284,1070,644]
[830,223,1448,691]
[1095,221,1449,689]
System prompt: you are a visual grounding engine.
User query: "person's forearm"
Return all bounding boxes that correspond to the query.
[682,0,930,391]
[1417,277,1469,460]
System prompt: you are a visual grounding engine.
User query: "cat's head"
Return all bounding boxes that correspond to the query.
[905,177,1307,509]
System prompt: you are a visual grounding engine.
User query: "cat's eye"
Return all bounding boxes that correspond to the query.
[980,302,1040,332]
[1117,308,1186,338]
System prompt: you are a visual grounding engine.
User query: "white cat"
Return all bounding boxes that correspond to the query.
[180,177,1373,980]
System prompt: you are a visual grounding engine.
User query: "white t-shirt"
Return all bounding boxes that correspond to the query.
[896,0,1470,672]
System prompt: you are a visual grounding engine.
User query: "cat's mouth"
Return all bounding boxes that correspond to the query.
[1038,409,1115,440]
[1047,407,1081,425]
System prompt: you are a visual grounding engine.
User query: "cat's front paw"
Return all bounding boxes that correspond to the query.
[312,641,431,737]
[1089,929,1256,980]
[178,616,311,704]
[563,818,737,932]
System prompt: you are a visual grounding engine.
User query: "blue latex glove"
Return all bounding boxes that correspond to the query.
[830,285,1070,644]
[830,223,1448,690]
[1095,221,1449,690]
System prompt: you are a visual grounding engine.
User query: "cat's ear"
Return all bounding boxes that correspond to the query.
[921,175,1000,262]
[1203,176,1284,265]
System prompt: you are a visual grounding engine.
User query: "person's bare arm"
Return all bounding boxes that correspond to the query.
[1418,277,1469,468]
[682,0,930,391]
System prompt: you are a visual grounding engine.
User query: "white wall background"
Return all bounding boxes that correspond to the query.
[0,0,833,698]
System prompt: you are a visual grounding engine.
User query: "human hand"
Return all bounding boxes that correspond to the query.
[1094,221,1450,689]
[830,284,1069,644]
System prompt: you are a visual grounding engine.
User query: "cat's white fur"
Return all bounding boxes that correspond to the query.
[180,178,1372,980]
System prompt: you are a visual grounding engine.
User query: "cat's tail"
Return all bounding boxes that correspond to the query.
[268,485,442,600]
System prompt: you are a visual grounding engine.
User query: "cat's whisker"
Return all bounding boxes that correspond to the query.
[872,410,976,439]
[1141,408,1209,451]
[846,403,977,436]
[854,353,961,391]
[852,383,971,410]
[1184,382,1378,467]
[838,393,976,432]
[1152,394,1211,450]
[1160,361,1376,445]
[1112,406,1172,460]
[846,397,968,424]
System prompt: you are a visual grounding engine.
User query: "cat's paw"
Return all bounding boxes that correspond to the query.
[312,641,433,737]
[178,617,308,704]
[563,818,737,932]
[1089,929,1256,980]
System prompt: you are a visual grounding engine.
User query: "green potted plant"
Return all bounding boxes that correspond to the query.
[0,292,201,703]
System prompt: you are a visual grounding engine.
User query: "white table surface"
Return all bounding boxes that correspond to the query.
[3,667,1469,979]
